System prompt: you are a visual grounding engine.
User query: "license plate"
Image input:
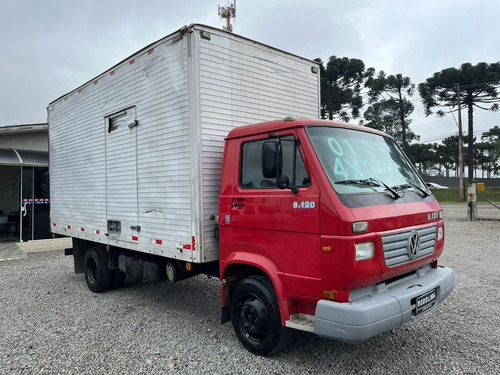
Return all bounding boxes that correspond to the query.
[414,288,437,315]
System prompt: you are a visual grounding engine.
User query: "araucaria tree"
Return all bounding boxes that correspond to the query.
[365,71,418,151]
[315,56,367,122]
[479,126,500,177]
[418,62,500,180]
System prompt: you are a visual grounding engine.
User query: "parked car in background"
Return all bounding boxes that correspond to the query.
[426,182,449,189]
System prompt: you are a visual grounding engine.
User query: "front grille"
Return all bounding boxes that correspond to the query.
[381,225,436,267]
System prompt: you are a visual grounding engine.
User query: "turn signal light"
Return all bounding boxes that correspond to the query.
[185,263,192,271]
[323,290,336,300]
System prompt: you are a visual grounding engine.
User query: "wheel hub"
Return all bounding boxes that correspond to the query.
[240,295,269,340]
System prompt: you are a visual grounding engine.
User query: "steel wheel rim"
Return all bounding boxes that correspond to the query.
[239,293,270,341]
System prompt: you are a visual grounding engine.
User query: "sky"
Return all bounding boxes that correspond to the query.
[1,0,499,143]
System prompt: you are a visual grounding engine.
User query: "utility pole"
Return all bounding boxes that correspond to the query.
[398,89,407,152]
[218,1,237,32]
[456,83,465,202]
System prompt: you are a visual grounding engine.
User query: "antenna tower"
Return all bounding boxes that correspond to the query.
[218,1,236,32]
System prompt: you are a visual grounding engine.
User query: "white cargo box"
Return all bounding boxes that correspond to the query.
[48,24,320,263]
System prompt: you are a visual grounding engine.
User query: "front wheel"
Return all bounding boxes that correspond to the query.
[230,276,288,356]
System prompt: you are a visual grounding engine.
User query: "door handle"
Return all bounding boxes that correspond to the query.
[232,202,245,207]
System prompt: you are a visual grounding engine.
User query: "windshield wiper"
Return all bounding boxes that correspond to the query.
[392,183,430,197]
[335,179,380,187]
[335,178,403,199]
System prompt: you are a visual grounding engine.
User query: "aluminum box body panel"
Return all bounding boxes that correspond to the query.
[48,24,320,263]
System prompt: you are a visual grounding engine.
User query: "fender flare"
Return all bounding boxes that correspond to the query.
[220,249,292,324]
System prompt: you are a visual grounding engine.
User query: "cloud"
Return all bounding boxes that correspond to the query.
[1,0,499,141]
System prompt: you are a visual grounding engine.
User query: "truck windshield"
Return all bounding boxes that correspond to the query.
[306,126,428,195]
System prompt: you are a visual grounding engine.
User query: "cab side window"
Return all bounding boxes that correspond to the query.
[240,138,310,189]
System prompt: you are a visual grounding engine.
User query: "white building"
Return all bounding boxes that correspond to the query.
[0,123,50,242]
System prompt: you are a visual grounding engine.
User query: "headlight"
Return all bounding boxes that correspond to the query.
[352,221,368,233]
[437,227,444,241]
[355,242,374,261]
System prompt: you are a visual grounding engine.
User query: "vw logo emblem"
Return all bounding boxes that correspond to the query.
[408,231,421,259]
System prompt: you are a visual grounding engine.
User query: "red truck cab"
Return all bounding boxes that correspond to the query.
[218,118,454,355]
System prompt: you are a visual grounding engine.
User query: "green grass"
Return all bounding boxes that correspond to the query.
[432,187,500,203]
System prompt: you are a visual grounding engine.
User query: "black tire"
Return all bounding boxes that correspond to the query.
[84,247,113,293]
[230,275,288,356]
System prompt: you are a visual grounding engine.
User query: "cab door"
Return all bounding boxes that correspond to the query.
[228,132,321,297]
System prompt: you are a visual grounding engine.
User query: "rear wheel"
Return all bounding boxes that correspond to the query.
[230,276,287,356]
[84,247,113,293]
